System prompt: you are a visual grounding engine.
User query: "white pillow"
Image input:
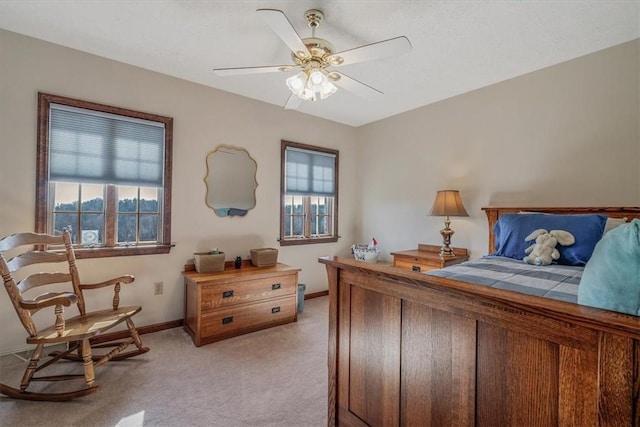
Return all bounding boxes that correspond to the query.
[604,217,627,234]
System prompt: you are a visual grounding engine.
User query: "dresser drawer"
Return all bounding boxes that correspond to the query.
[200,295,297,341]
[201,274,296,311]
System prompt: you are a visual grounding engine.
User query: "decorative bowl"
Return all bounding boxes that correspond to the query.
[352,244,380,263]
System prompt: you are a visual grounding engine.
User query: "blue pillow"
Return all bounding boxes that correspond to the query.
[578,219,640,315]
[493,213,607,266]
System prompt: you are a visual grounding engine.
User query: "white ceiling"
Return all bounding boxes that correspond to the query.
[1,1,638,127]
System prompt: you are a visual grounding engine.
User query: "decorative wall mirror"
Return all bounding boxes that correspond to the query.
[204,145,258,217]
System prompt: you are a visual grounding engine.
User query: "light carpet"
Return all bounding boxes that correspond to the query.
[0,296,329,427]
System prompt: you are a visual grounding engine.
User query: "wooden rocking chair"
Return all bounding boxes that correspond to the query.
[0,229,149,401]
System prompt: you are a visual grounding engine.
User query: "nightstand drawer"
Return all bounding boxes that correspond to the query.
[393,258,436,272]
[201,275,296,311]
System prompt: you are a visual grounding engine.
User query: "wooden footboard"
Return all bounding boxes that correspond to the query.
[320,256,640,426]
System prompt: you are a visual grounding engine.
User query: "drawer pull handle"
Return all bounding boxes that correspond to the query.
[271,306,281,314]
[222,290,234,298]
[272,283,281,290]
[222,316,234,325]
[412,265,421,272]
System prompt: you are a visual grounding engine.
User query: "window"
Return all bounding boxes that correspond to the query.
[280,140,338,245]
[36,92,173,258]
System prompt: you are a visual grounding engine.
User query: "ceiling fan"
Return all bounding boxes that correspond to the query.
[213,8,412,109]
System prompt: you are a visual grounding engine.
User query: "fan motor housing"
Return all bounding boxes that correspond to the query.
[292,37,335,66]
[304,37,334,55]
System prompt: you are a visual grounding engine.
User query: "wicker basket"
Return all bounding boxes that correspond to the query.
[250,248,278,267]
[193,252,225,273]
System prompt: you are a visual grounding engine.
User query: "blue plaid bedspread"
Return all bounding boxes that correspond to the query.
[425,256,583,303]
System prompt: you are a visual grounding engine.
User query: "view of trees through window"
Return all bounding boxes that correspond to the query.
[283,195,331,237]
[53,193,159,245]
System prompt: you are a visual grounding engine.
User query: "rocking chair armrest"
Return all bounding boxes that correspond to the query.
[20,292,79,310]
[80,275,134,310]
[79,274,135,290]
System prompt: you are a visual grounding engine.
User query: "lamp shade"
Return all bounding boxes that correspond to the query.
[429,190,469,217]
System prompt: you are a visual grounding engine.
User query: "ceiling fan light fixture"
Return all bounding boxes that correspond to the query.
[286,68,337,101]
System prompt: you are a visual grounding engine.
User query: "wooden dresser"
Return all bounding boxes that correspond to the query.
[183,262,300,347]
[391,243,469,272]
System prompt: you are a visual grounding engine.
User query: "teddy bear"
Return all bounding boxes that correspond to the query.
[523,229,575,266]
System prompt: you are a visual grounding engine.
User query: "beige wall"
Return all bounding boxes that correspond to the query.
[1,29,638,354]
[358,39,640,261]
[0,30,358,354]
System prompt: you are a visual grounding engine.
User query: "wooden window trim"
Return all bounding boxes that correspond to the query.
[279,236,339,247]
[36,92,173,258]
[105,184,117,247]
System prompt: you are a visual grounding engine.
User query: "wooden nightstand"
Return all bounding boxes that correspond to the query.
[391,244,469,273]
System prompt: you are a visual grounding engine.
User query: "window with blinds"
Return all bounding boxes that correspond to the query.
[280,140,339,245]
[36,92,173,258]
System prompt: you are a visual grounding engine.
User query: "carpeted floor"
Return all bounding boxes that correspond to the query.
[0,296,329,427]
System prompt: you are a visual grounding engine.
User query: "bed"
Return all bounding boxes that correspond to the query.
[319,206,640,427]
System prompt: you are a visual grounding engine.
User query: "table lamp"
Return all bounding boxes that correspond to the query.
[429,190,469,257]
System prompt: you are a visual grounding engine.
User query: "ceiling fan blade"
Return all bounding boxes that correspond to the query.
[284,94,303,110]
[257,9,311,58]
[331,72,383,100]
[213,65,296,76]
[328,36,412,66]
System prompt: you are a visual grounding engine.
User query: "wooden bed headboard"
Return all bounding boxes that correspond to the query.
[482,206,640,253]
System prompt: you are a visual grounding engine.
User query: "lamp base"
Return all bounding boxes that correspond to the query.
[439,216,455,257]
[439,246,455,257]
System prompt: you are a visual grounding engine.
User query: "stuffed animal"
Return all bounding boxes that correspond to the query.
[523,229,575,266]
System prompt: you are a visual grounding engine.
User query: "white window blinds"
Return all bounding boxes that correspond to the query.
[49,104,165,187]
[285,146,335,196]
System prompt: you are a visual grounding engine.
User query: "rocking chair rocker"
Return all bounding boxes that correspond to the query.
[0,229,149,401]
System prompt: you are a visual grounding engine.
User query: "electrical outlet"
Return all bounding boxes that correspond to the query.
[154,281,163,295]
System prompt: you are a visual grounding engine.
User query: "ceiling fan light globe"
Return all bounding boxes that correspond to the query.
[307,70,328,92]
[309,69,325,85]
[319,81,337,99]
[299,88,316,101]
[286,72,307,94]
